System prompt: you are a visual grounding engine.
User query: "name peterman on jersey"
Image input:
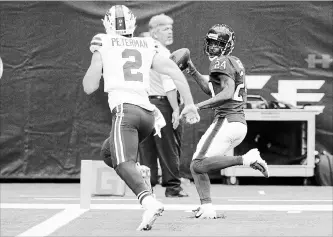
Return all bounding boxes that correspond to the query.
[92,34,148,48]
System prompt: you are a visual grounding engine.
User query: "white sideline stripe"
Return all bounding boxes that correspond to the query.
[20,195,261,199]
[17,208,87,237]
[228,199,333,202]
[19,195,76,198]
[34,197,138,201]
[22,197,333,202]
[1,203,77,209]
[1,203,332,211]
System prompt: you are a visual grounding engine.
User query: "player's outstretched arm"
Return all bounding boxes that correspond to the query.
[152,53,195,106]
[152,53,200,124]
[83,52,103,94]
[185,60,211,96]
[196,73,235,110]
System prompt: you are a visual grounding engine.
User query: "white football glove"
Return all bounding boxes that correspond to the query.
[153,107,166,138]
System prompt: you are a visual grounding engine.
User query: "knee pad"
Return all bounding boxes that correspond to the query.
[190,159,204,174]
[190,160,197,174]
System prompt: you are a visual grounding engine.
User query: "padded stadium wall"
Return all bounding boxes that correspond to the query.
[0,1,332,179]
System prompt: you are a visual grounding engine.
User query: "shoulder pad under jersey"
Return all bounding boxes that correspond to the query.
[209,55,234,78]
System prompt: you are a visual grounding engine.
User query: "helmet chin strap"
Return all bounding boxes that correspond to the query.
[208,56,218,61]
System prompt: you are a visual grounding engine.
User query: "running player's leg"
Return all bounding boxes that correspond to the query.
[191,119,268,177]
[191,118,268,218]
[136,105,165,231]
[190,118,246,218]
[105,104,152,203]
[105,104,163,231]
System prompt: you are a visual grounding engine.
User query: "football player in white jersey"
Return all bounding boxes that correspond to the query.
[82,5,199,231]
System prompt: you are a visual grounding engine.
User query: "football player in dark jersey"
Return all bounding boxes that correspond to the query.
[183,24,269,219]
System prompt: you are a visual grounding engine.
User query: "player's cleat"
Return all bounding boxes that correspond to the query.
[242,148,269,178]
[137,199,164,231]
[250,160,269,178]
[192,203,217,219]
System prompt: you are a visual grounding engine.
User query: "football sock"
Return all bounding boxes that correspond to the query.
[115,161,151,204]
[191,155,243,174]
[141,194,155,209]
[190,156,243,204]
[190,166,212,204]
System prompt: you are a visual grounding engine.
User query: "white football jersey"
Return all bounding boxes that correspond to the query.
[90,33,157,111]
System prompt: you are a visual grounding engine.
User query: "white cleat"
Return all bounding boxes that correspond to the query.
[137,200,164,231]
[193,203,217,219]
[243,148,269,178]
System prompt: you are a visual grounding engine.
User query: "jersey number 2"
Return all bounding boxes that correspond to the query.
[122,49,143,82]
[233,83,245,101]
[233,71,246,102]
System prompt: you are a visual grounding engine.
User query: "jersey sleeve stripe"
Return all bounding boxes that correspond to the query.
[91,42,102,46]
[92,36,102,41]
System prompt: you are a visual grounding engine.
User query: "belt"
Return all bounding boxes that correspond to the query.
[149,95,167,100]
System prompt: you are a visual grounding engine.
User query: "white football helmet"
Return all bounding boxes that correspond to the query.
[102,5,136,36]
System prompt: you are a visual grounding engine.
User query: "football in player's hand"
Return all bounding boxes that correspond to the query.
[170,48,190,71]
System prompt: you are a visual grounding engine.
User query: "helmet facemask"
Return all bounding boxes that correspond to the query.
[204,38,223,58]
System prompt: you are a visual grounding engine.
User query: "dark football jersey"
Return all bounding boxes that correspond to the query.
[208,55,247,124]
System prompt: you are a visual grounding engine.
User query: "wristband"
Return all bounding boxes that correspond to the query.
[184,61,197,75]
